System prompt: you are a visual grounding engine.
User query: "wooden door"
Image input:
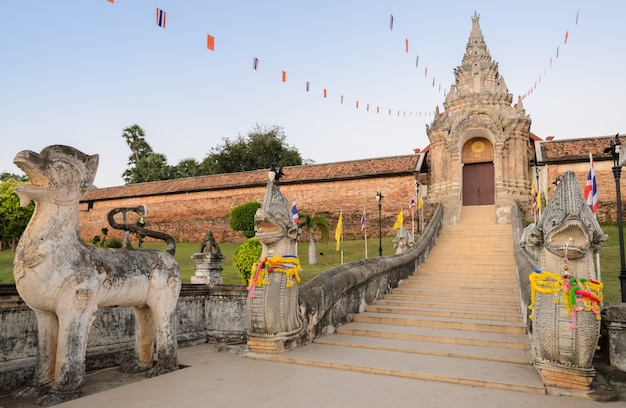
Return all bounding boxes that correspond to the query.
[462,162,494,206]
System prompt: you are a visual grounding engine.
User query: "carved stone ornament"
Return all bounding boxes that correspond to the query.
[521,171,607,390]
[392,226,415,254]
[11,145,181,406]
[246,178,303,353]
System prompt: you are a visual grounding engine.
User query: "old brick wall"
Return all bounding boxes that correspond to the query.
[80,155,416,242]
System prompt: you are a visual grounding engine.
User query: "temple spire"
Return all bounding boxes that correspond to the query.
[462,11,491,64]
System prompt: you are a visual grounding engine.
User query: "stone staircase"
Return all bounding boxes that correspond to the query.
[257,205,545,394]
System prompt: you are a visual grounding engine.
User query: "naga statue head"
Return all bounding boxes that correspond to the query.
[538,171,606,260]
[254,177,300,257]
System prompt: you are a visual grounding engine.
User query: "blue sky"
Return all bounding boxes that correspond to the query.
[1,1,624,188]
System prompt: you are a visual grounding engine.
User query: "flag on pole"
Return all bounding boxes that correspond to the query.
[360,207,366,232]
[537,189,542,210]
[531,180,537,210]
[291,198,299,223]
[392,209,404,230]
[206,35,215,51]
[156,8,166,28]
[409,196,416,211]
[417,196,423,210]
[584,153,599,214]
[335,212,343,251]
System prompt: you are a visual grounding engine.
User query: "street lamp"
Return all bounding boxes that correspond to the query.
[606,133,626,302]
[376,191,383,256]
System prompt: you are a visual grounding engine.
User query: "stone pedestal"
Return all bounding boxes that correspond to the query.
[535,361,595,390]
[604,303,626,371]
[190,252,224,286]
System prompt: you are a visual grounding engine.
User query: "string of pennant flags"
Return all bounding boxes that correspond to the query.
[106,1,582,113]
[519,10,581,101]
[387,12,448,98]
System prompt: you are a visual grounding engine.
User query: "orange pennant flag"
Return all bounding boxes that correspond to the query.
[323,88,327,98]
[281,71,286,82]
[405,38,409,53]
[356,100,359,109]
[564,31,569,44]
[107,0,114,3]
[206,35,215,51]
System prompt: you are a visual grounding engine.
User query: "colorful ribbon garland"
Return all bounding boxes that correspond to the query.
[529,269,603,328]
[247,255,301,298]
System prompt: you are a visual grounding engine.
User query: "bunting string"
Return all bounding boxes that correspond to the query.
[106,1,585,117]
[519,9,582,101]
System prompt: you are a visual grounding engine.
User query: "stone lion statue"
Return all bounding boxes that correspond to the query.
[12,145,181,406]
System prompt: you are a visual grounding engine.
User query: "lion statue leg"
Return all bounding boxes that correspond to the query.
[35,290,98,407]
[11,310,58,400]
[146,274,180,378]
[120,305,155,374]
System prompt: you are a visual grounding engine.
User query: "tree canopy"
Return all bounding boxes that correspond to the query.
[201,124,304,174]
[0,177,34,250]
[121,123,309,184]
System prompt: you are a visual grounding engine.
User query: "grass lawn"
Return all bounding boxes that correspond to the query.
[1,225,623,304]
[0,237,396,286]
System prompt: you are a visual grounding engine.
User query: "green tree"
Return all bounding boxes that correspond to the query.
[229,201,261,238]
[1,172,27,182]
[172,158,202,179]
[0,178,35,250]
[122,124,174,184]
[298,211,330,265]
[123,153,172,184]
[122,124,152,166]
[202,124,304,174]
[233,237,262,283]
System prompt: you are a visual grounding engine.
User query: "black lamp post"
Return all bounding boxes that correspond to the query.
[376,191,383,256]
[607,133,626,302]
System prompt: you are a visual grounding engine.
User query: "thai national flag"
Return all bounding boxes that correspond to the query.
[360,207,366,232]
[156,8,166,28]
[584,154,599,215]
[409,196,416,211]
[291,199,299,223]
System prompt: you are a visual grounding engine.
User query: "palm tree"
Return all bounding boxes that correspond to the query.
[298,211,330,265]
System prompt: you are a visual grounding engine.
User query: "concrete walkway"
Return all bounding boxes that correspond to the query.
[15,343,611,408]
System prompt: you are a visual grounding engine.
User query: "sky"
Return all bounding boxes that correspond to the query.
[1,1,625,188]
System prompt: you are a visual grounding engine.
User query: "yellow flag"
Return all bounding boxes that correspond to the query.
[393,209,404,230]
[335,212,343,251]
[416,196,423,210]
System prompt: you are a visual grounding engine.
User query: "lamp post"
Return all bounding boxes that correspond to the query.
[608,133,626,302]
[376,191,383,256]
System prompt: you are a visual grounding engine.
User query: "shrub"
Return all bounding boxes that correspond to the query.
[229,201,261,238]
[233,237,262,283]
[105,237,123,248]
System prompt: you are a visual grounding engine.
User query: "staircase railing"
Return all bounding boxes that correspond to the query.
[511,202,536,331]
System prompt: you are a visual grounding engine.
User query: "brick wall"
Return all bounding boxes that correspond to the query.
[79,156,422,244]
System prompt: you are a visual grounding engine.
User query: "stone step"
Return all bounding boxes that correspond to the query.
[408,271,517,281]
[255,343,544,394]
[353,312,527,334]
[382,293,520,308]
[402,278,519,290]
[313,333,532,365]
[374,298,522,314]
[365,304,523,323]
[391,287,520,301]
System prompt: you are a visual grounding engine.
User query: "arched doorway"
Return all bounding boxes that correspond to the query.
[462,138,494,206]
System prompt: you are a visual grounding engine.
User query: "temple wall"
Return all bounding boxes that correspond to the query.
[78,174,420,244]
